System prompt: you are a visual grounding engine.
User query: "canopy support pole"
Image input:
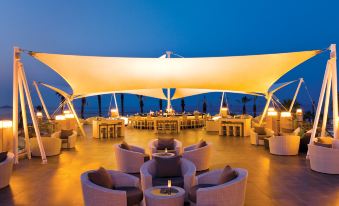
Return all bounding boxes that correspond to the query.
[321,70,332,137]
[219,92,225,113]
[33,81,51,120]
[66,98,87,138]
[18,71,31,159]
[19,63,47,164]
[113,93,119,116]
[307,58,332,158]
[330,44,338,140]
[259,93,273,126]
[12,47,20,163]
[167,88,171,111]
[289,78,303,112]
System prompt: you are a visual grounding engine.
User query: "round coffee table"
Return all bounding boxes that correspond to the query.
[144,186,185,206]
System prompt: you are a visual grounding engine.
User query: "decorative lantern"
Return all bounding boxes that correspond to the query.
[220,107,228,118]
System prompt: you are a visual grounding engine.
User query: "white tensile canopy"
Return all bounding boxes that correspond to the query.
[30,50,321,97]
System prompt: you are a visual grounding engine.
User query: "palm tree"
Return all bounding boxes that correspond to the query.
[36,105,43,112]
[55,92,65,112]
[81,97,86,119]
[97,95,102,116]
[253,96,258,117]
[137,95,144,113]
[281,99,301,112]
[202,96,207,113]
[181,98,185,113]
[120,93,125,116]
[240,96,251,114]
[159,99,163,112]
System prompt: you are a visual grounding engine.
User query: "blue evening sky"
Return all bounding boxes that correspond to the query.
[0,1,339,117]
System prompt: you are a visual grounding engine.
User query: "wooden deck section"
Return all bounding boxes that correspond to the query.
[1,126,339,205]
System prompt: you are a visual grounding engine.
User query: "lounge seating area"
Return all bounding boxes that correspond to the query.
[81,137,248,206]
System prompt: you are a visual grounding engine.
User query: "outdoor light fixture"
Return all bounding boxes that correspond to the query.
[63,110,70,114]
[281,112,292,117]
[64,113,75,119]
[55,115,66,120]
[220,107,228,118]
[296,108,302,114]
[267,107,277,116]
[36,112,43,118]
[0,120,13,128]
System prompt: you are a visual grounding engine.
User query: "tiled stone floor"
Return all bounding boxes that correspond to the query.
[0,126,339,206]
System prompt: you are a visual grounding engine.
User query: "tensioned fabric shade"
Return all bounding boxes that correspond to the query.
[172,80,299,100]
[40,83,167,100]
[29,50,321,96]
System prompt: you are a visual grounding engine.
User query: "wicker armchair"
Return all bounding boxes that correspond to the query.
[269,135,300,155]
[148,139,182,156]
[308,144,339,174]
[51,130,77,149]
[140,158,196,193]
[81,170,141,206]
[0,152,14,189]
[190,168,248,206]
[183,143,212,171]
[30,137,62,156]
[114,144,148,174]
[250,128,274,145]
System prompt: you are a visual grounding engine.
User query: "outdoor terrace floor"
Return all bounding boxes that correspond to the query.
[0,126,339,206]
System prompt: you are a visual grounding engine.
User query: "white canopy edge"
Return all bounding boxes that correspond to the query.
[75,88,167,100]
[171,79,301,100]
[171,88,262,100]
[40,82,72,99]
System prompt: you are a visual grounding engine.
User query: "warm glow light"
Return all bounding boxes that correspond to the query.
[268,107,275,112]
[55,115,66,120]
[110,108,118,113]
[212,116,221,121]
[165,148,168,153]
[65,113,75,119]
[281,112,291,117]
[36,112,43,117]
[296,108,302,114]
[267,107,277,116]
[221,107,228,111]
[0,120,13,128]
[168,179,171,188]
[120,117,129,125]
[63,110,70,114]
[267,111,278,116]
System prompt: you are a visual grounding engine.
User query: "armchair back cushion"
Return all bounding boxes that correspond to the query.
[157,138,174,150]
[0,151,8,163]
[218,165,238,184]
[155,156,182,178]
[197,139,207,148]
[254,127,266,135]
[88,167,115,189]
[120,141,131,150]
[60,129,73,139]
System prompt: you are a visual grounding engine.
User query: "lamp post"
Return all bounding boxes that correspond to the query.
[0,120,13,152]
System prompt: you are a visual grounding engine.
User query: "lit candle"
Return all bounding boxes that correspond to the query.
[167,179,172,194]
[165,148,168,153]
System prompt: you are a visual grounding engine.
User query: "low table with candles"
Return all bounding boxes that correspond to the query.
[144,184,185,206]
